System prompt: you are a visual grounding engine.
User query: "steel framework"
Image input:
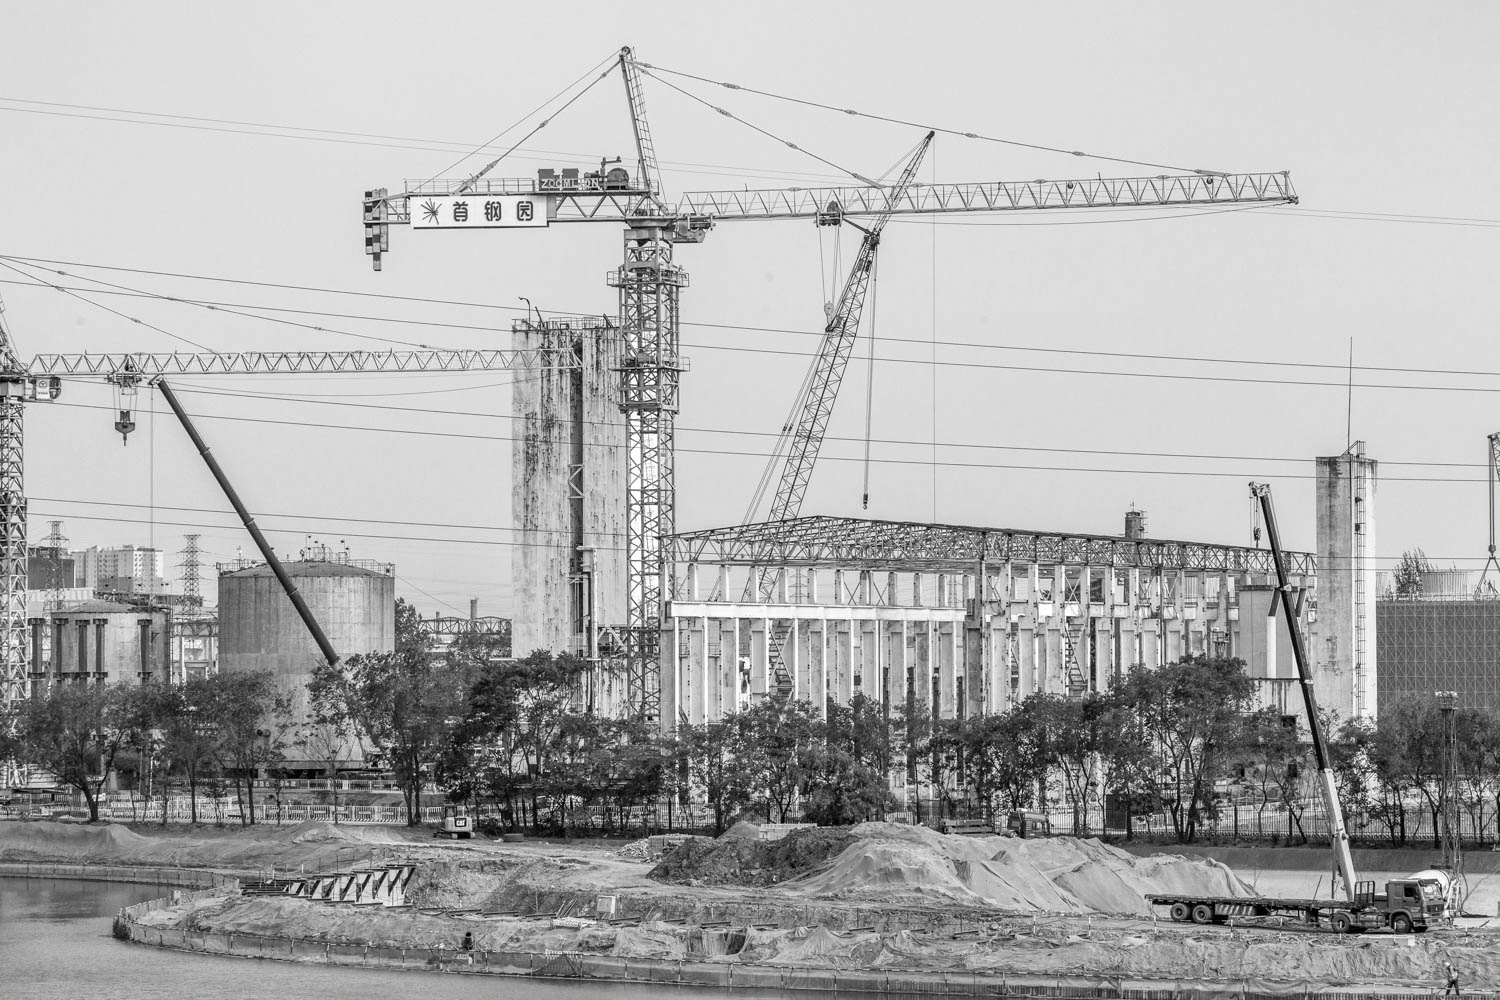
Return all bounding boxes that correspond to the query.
[417,616,510,637]
[669,515,1315,575]
[388,172,1297,225]
[31,348,570,377]
[363,46,1298,728]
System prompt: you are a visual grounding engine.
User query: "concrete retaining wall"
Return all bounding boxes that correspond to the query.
[109,901,1500,1000]
[0,861,237,890]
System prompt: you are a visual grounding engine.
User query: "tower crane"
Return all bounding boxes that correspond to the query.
[0,346,572,723]
[361,45,1298,725]
[0,306,62,739]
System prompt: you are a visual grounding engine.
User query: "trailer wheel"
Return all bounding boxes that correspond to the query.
[1330,911,1353,934]
[1170,903,1191,922]
[1390,913,1413,934]
[1191,904,1214,925]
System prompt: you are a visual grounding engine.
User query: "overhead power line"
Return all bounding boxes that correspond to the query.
[6,254,1500,384]
[42,395,1491,483]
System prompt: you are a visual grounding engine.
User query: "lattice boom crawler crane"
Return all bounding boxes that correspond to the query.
[361,45,1298,727]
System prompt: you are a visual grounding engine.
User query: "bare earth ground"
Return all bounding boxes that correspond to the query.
[5,818,1498,991]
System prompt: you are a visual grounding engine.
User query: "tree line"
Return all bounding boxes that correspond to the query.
[5,601,1496,844]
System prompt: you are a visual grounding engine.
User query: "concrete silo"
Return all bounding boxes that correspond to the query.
[218,558,395,731]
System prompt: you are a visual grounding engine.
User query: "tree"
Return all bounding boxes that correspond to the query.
[208,671,293,826]
[1232,708,1309,841]
[309,646,475,826]
[12,683,129,822]
[1392,548,1432,599]
[739,693,819,822]
[1377,697,1445,848]
[440,649,588,832]
[680,715,755,835]
[803,695,895,826]
[1118,655,1254,843]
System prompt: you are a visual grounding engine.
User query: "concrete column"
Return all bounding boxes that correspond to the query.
[729,617,747,710]
[93,619,107,682]
[685,563,700,601]
[832,621,854,705]
[807,569,820,605]
[750,619,769,699]
[864,620,883,703]
[28,618,42,680]
[938,624,956,719]
[887,572,898,607]
[886,622,907,710]
[788,617,802,701]
[809,619,827,715]
[1044,625,1065,695]
[912,623,931,712]
[659,619,681,726]
[913,572,923,607]
[689,619,708,725]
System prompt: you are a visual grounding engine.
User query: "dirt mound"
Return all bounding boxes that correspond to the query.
[650,826,858,887]
[0,820,155,861]
[789,823,1254,916]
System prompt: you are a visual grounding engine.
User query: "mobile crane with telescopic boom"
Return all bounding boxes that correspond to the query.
[1145,482,1448,934]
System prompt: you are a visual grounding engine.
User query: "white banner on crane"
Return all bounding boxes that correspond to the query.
[410,194,548,229]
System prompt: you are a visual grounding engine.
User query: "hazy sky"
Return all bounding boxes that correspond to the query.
[2,2,1497,617]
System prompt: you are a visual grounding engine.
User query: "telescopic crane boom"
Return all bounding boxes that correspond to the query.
[1251,481,1357,902]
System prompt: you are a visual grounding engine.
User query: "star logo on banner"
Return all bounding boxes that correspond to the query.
[420,199,441,225]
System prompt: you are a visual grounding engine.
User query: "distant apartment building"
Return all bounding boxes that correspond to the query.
[72,545,167,595]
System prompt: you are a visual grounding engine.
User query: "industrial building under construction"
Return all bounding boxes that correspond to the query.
[512,316,1378,731]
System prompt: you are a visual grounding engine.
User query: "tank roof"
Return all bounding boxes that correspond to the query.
[220,559,393,580]
[53,600,148,615]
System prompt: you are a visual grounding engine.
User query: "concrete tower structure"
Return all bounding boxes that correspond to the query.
[1314,441,1378,721]
[511,318,626,667]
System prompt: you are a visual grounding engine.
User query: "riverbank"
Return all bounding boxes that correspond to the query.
[11,818,1500,994]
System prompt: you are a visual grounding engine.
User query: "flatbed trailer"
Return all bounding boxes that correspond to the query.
[1149,877,1443,934]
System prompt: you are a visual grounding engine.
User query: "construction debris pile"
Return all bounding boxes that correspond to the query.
[654,822,1250,917]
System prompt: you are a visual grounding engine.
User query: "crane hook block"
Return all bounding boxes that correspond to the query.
[115,409,135,444]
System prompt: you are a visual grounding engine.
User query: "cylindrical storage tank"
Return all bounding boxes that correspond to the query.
[218,560,395,729]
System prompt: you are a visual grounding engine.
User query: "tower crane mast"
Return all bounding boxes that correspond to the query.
[0,304,61,739]
[361,45,1298,726]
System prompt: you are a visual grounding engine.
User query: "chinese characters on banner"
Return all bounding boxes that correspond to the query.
[411,194,548,229]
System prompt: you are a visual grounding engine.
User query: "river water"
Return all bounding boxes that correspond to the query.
[0,877,802,999]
